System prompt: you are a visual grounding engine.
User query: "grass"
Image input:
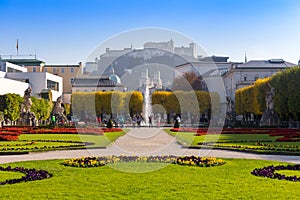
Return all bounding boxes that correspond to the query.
[0,159,299,199]
[277,170,300,177]
[165,129,300,155]
[0,171,24,182]
[0,131,126,154]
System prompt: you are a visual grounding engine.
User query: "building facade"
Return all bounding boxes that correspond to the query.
[0,61,29,96]
[72,76,125,92]
[6,72,63,101]
[0,61,62,99]
[0,56,79,103]
[223,59,296,99]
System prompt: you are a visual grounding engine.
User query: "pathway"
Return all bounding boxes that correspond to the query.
[0,128,299,164]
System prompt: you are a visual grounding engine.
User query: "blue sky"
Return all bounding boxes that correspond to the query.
[1,0,299,64]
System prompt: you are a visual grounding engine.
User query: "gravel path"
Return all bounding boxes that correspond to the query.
[0,128,299,164]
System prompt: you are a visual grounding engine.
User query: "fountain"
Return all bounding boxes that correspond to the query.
[140,67,153,126]
[144,82,152,125]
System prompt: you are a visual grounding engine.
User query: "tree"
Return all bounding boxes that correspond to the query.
[128,91,143,115]
[253,78,270,115]
[0,111,4,124]
[0,94,23,123]
[31,97,52,121]
[270,71,289,119]
[172,72,203,91]
[286,67,300,120]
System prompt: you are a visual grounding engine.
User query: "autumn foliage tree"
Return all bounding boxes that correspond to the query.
[72,91,143,119]
[172,71,204,91]
[152,91,219,123]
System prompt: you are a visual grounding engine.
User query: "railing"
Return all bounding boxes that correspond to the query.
[0,54,37,60]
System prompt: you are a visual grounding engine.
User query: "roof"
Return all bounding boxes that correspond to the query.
[72,77,123,87]
[236,60,296,69]
[110,74,121,84]
[1,59,44,66]
[199,56,229,63]
[202,68,229,77]
[175,61,233,73]
[45,64,80,68]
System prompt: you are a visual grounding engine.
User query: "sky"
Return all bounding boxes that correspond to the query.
[1,0,300,64]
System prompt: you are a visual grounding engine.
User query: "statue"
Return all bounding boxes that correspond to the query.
[226,96,234,113]
[225,96,236,126]
[265,83,275,110]
[51,96,68,125]
[18,87,36,126]
[260,83,280,127]
[20,87,33,113]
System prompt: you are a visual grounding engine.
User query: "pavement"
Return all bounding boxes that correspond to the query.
[0,128,299,164]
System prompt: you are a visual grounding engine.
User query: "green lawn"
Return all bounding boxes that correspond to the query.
[0,131,126,154]
[0,159,299,199]
[165,129,300,155]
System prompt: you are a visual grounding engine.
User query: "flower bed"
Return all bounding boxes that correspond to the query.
[251,165,300,182]
[0,140,94,152]
[62,155,225,168]
[0,166,52,185]
[0,132,20,141]
[170,128,300,142]
[0,126,123,136]
[176,156,225,167]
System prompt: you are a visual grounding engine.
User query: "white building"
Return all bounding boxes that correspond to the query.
[7,72,63,100]
[0,61,29,96]
[223,59,296,99]
[0,61,63,100]
[72,76,125,92]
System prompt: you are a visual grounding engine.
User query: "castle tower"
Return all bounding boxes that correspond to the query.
[189,42,196,58]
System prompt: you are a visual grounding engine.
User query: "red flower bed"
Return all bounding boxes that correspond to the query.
[0,132,20,141]
[171,127,300,142]
[102,128,122,132]
[0,126,123,136]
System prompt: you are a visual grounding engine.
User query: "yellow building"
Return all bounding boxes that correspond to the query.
[42,63,82,103]
[25,62,82,103]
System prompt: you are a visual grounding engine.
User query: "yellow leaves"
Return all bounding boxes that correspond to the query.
[72,91,143,115]
[152,91,218,114]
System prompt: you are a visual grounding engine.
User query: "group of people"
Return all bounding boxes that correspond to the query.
[95,113,162,128]
[131,114,143,128]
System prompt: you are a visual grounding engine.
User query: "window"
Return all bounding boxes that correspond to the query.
[61,68,64,73]
[70,68,74,73]
[254,76,259,81]
[44,68,48,72]
[32,67,36,72]
[243,76,247,81]
[47,80,59,91]
[53,68,56,74]
[7,67,22,73]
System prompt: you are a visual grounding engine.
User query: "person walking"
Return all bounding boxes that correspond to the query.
[157,114,161,128]
[132,115,137,128]
[148,115,153,128]
[51,115,56,126]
